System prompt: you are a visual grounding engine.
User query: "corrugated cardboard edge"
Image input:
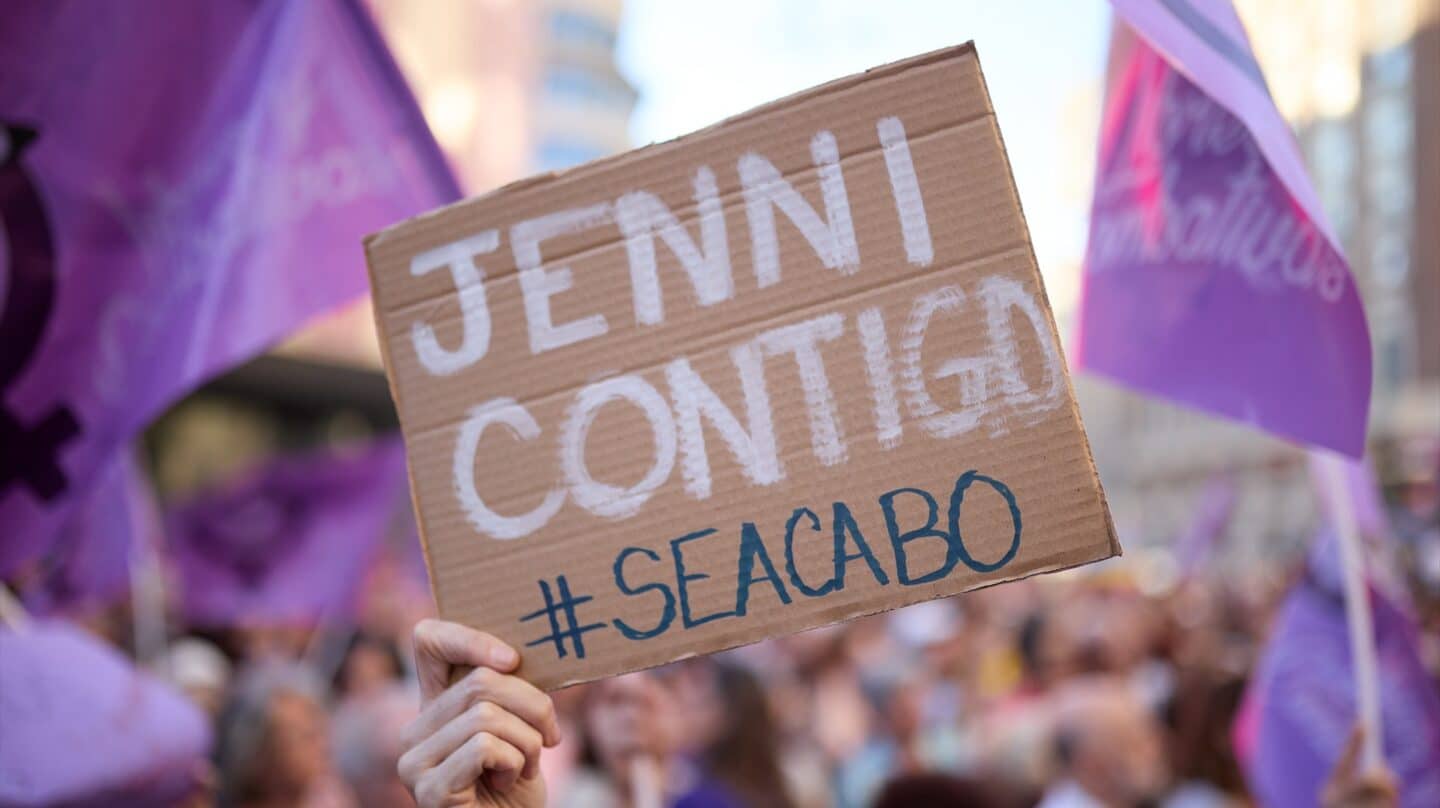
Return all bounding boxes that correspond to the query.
[969,41,1123,560]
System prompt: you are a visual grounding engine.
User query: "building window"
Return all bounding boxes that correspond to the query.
[536,138,605,171]
[542,66,631,108]
[548,9,617,50]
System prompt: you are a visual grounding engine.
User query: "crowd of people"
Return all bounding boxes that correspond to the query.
[60,532,1435,808]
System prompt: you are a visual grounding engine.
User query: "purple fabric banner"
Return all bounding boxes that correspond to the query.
[0,1,458,575]
[13,451,158,615]
[1240,544,1440,808]
[168,438,410,627]
[1079,4,1371,457]
[0,620,212,806]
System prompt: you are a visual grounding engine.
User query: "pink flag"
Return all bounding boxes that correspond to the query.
[1078,1,1372,457]
[0,1,458,575]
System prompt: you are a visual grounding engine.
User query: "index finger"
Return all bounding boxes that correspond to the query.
[413,619,519,702]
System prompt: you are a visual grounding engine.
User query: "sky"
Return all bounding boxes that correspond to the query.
[616,0,1114,323]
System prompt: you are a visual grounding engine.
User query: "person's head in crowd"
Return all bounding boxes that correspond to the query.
[334,632,405,700]
[214,661,351,808]
[579,671,672,796]
[698,664,796,808]
[1043,678,1169,808]
[1164,668,1247,797]
[331,683,418,808]
[871,772,1033,808]
[868,675,929,751]
[1018,608,1074,694]
[161,636,233,718]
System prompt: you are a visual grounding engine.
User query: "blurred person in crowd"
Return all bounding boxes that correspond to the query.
[1038,678,1168,808]
[564,663,772,807]
[161,635,234,718]
[558,672,672,806]
[871,771,1032,808]
[215,662,356,808]
[1016,606,1077,698]
[334,631,406,701]
[836,671,973,808]
[1160,668,1246,807]
[332,683,419,808]
[694,664,796,808]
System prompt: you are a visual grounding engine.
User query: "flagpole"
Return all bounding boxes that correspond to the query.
[1317,450,1384,773]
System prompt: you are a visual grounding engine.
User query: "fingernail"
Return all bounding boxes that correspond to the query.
[491,645,518,668]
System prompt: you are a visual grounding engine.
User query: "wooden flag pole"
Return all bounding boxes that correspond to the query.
[1317,450,1384,772]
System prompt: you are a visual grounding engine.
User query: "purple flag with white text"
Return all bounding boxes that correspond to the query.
[168,438,410,627]
[1240,537,1440,808]
[1078,1,1372,457]
[0,1,458,575]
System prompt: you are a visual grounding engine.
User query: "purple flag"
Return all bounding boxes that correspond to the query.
[1240,542,1440,808]
[169,438,410,626]
[0,620,212,806]
[13,451,158,615]
[0,1,458,575]
[1078,2,1371,457]
[1173,474,1236,577]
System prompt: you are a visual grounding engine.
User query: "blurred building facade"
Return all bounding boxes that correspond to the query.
[1079,0,1440,565]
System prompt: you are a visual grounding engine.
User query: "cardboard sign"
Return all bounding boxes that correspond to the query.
[365,44,1119,690]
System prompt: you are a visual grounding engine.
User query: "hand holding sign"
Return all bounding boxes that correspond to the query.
[398,619,560,808]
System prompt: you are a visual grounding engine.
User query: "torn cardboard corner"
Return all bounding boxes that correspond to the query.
[365,42,1120,690]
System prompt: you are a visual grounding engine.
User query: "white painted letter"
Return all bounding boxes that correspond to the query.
[561,375,677,519]
[666,345,784,499]
[878,116,933,266]
[410,231,498,375]
[513,203,612,353]
[739,131,859,288]
[857,307,903,449]
[757,313,847,466]
[977,276,1064,424]
[616,166,733,325]
[453,398,565,540]
[901,286,985,439]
